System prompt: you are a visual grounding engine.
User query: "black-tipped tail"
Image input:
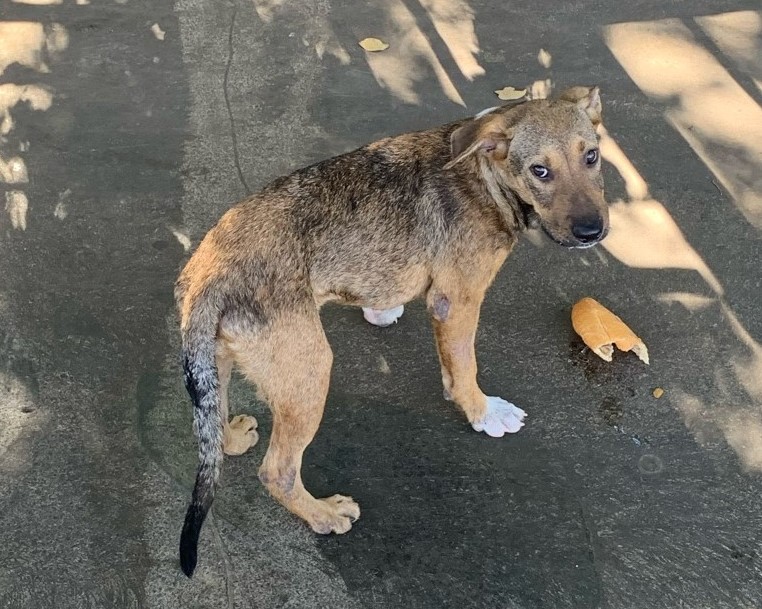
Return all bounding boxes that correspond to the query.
[178,310,223,577]
[180,501,206,577]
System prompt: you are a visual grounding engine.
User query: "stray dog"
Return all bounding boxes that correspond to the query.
[177,86,608,576]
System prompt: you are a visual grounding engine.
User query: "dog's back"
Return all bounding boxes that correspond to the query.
[177,119,510,321]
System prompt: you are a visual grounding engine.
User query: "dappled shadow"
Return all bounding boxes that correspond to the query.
[697,11,762,95]
[0,16,66,481]
[604,12,762,231]
[517,63,762,470]
[0,1,193,607]
[362,0,484,106]
[598,14,762,470]
[600,153,762,471]
[249,0,484,106]
[0,20,67,230]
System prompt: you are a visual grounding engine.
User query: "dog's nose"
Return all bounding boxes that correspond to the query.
[571,218,604,243]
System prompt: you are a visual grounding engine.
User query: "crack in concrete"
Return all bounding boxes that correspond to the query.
[568,469,606,608]
[223,4,252,196]
[210,512,236,609]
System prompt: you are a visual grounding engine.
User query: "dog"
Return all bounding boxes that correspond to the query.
[176,86,608,576]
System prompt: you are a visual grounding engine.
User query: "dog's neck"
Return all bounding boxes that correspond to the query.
[477,158,537,232]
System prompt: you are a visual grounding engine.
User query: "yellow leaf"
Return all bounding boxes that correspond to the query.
[359,37,389,52]
[494,86,527,101]
[652,387,664,398]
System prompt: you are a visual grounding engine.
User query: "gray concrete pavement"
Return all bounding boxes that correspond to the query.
[1,0,761,607]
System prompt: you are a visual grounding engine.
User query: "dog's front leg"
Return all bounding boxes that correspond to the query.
[428,288,526,437]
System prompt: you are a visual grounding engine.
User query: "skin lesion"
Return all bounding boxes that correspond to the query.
[429,293,451,322]
[259,466,297,496]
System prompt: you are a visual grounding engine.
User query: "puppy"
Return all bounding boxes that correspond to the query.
[176,86,608,576]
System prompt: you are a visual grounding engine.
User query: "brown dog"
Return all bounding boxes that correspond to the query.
[177,86,608,576]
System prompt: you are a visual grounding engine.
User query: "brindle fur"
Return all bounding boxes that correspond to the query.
[177,86,608,577]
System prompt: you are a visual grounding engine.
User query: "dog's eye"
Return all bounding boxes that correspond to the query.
[585,149,599,165]
[531,165,550,180]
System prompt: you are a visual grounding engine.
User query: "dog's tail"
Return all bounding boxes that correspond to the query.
[178,286,224,578]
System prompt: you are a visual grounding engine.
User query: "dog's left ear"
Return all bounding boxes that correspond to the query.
[558,86,602,126]
[445,117,512,170]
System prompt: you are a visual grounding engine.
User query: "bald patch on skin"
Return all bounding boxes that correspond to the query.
[428,293,450,322]
[259,467,297,494]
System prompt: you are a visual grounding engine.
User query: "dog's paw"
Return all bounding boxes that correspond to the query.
[223,415,259,456]
[309,495,361,535]
[471,396,526,437]
[362,305,404,327]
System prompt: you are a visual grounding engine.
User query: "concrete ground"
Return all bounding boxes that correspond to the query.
[1,0,761,607]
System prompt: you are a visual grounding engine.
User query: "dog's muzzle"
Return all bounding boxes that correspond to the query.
[542,223,609,249]
[571,217,605,244]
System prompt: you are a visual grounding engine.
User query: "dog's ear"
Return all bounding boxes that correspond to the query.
[445,117,512,170]
[558,86,602,126]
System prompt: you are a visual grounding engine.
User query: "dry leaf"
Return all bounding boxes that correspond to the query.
[537,48,552,68]
[151,23,165,41]
[359,37,389,52]
[494,86,527,101]
[652,387,664,398]
[571,297,649,364]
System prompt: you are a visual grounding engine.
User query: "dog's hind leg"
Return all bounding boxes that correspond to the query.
[231,310,360,534]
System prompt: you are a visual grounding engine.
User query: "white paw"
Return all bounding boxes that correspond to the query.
[362,305,404,327]
[472,396,527,437]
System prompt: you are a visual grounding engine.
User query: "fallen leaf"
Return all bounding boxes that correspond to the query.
[171,227,192,252]
[359,37,389,52]
[494,86,527,101]
[537,48,552,68]
[652,387,664,398]
[571,297,649,364]
[151,23,165,41]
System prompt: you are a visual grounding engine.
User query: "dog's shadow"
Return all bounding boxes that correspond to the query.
[304,387,602,609]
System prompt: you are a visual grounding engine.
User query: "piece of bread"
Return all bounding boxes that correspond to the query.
[571,297,649,364]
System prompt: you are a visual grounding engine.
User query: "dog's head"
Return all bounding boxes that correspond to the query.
[446,86,608,248]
